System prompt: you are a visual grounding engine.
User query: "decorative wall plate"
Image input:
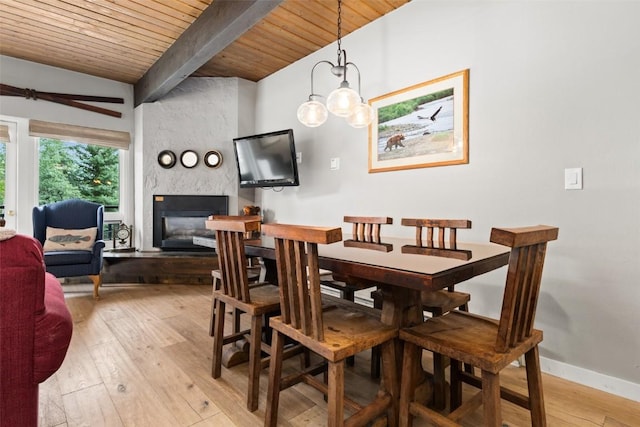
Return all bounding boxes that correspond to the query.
[203,150,223,168]
[180,150,199,168]
[158,150,176,168]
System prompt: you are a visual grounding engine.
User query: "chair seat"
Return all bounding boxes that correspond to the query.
[213,283,280,316]
[210,264,263,337]
[44,250,93,266]
[420,289,470,314]
[400,310,543,374]
[269,305,397,363]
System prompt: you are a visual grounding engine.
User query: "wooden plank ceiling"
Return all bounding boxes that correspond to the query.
[0,0,409,101]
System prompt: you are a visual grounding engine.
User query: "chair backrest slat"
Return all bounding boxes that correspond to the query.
[490,225,558,353]
[208,216,261,304]
[233,230,251,301]
[306,242,324,339]
[263,223,342,342]
[344,216,392,243]
[402,218,471,249]
[274,238,293,325]
[217,230,231,295]
[523,244,546,336]
[294,240,311,334]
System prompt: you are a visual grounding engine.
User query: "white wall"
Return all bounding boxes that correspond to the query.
[254,1,640,398]
[0,55,133,134]
[135,77,256,250]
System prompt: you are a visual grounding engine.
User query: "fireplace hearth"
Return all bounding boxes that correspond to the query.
[153,195,228,251]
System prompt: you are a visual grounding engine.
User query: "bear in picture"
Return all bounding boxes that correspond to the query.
[384,134,405,151]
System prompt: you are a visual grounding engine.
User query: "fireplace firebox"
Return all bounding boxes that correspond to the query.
[153,195,228,251]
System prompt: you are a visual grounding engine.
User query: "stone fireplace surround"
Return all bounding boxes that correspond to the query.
[135,77,257,251]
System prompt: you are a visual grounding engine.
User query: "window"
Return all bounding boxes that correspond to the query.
[38,138,120,212]
[29,119,130,216]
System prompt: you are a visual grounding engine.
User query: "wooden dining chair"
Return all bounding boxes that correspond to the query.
[404,219,474,397]
[401,218,473,316]
[346,215,393,244]
[372,218,473,385]
[209,258,263,336]
[319,216,392,369]
[398,225,559,427]
[320,215,393,301]
[208,216,283,412]
[209,215,264,336]
[262,223,399,427]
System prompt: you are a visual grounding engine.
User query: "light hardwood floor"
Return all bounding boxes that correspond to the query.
[39,283,640,427]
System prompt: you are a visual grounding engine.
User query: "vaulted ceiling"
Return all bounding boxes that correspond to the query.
[0,0,409,105]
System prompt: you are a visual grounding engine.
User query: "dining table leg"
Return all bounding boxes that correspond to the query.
[379,285,434,412]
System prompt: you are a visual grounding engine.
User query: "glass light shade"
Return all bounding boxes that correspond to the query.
[297,100,328,127]
[347,102,374,128]
[326,86,360,117]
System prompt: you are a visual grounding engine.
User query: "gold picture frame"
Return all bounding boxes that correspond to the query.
[368,69,469,173]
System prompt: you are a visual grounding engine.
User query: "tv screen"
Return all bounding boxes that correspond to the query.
[233,129,300,188]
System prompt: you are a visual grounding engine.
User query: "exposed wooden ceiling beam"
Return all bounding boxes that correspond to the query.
[134,0,284,106]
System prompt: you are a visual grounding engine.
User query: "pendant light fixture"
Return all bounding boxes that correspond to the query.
[297,0,374,128]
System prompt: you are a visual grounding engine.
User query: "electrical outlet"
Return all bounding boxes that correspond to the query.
[296,152,302,164]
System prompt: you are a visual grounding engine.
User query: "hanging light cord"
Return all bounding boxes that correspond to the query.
[335,0,350,86]
[297,0,373,127]
[336,0,343,66]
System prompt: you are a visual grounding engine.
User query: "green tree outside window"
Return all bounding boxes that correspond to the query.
[39,138,119,211]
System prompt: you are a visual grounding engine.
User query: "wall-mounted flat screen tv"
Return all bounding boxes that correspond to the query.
[232,129,300,188]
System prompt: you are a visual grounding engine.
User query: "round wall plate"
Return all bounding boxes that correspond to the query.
[158,150,176,168]
[180,150,199,168]
[204,150,223,168]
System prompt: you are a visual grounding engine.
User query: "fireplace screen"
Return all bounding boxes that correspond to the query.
[162,216,215,242]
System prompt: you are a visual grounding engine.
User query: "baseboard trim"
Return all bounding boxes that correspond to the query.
[540,356,639,402]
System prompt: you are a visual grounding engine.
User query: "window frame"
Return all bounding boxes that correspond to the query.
[0,120,18,230]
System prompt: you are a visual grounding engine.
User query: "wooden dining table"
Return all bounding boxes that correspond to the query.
[242,234,510,320]
[199,222,511,411]
[233,233,511,414]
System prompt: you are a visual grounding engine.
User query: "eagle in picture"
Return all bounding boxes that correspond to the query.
[418,105,442,121]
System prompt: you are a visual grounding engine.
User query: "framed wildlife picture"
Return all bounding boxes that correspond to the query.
[368,69,469,173]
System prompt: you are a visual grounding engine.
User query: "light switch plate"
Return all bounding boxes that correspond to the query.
[564,168,583,190]
[330,157,340,170]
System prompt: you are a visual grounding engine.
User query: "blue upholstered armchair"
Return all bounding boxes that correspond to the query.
[33,199,105,299]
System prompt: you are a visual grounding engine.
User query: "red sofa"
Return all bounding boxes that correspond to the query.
[0,232,73,427]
